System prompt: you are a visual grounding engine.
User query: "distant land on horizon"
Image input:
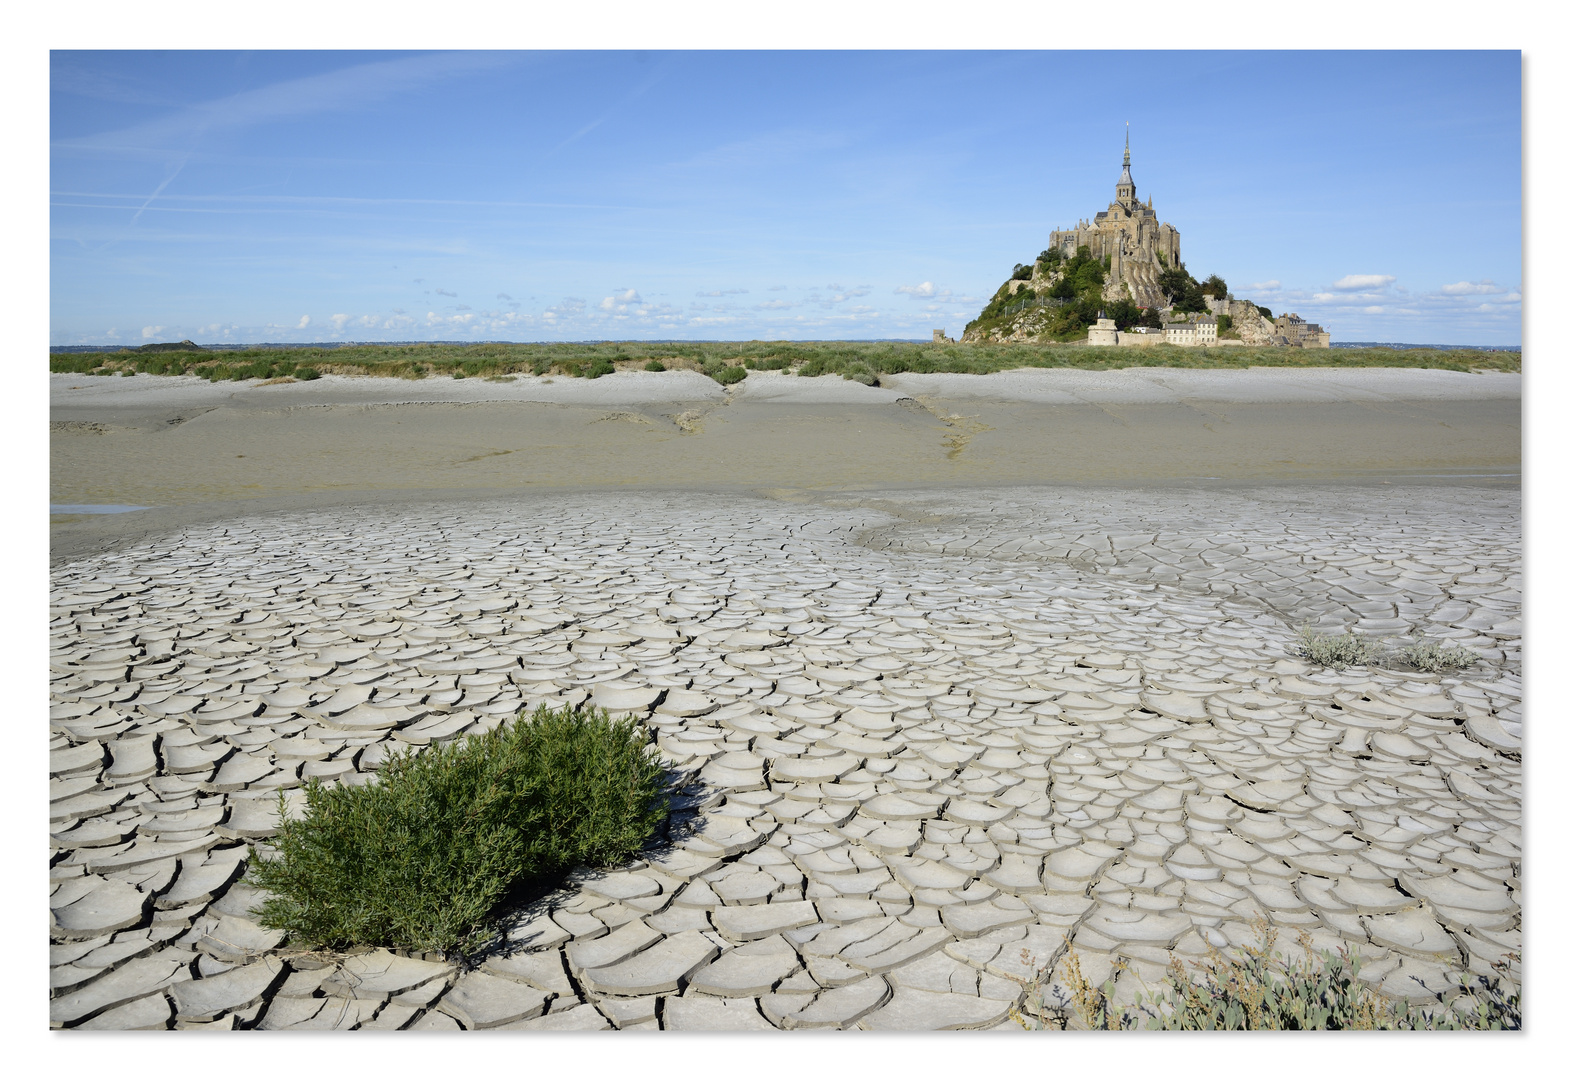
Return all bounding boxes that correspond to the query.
[49,339,1522,355]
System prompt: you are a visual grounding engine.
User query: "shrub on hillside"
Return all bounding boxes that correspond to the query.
[586,358,616,379]
[1105,299,1142,330]
[644,359,666,371]
[244,703,670,955]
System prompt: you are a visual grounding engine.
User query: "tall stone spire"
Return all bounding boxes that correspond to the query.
[1116,125,1135,203]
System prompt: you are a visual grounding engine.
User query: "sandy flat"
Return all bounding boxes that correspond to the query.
[50,365,1520,412]
[51,367,1519,564]
[882,366,1522,404]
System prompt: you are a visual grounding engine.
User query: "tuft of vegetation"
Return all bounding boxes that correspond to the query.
[244,703,670,956]
[643,359,666,372]
[1157,263,1214,314]
[49,339,1520,384]
[1016,923,1519,1030]
[1294,626,1385,669]
[709,364,748,385]
[1399,635,1480,672]
[585,358,616,379]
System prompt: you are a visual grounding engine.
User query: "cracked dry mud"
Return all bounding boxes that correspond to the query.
[49,486,1521,1030]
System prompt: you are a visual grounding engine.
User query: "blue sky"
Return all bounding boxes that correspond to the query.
[50,50,1522,346]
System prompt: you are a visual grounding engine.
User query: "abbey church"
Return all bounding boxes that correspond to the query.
[1048,134,1181,310]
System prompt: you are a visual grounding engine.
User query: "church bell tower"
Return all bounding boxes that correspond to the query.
[1116,126,1136,207]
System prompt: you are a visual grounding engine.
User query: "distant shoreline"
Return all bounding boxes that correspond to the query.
[49,338,1522,354]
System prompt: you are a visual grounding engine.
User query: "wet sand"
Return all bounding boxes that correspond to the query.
[51,368,1519,565]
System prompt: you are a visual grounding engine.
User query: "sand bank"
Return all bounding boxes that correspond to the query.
[51,367,1519,565]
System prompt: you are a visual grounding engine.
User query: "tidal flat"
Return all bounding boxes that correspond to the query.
[49,366,1521,1029]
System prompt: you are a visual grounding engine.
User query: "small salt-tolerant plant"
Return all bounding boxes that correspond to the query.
[840,361,879,386]
[644,359,666,372]
[1294,625,1386,669]
[245,703,670,957]
[1399,635,1481,673]
[1030,922,1521,1031]
[1134,923,1401,1030]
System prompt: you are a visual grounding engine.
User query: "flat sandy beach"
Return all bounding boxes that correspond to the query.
[48,366,1521,1031]
[51,366,1519,564]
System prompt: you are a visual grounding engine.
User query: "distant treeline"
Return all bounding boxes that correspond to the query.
[49,340,1521,385]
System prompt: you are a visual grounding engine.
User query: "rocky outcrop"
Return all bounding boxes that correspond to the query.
[1215,300,1276,345]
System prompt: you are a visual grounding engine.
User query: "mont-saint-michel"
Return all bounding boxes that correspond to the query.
[963,135,1330,350]
[47,51,1521,1036]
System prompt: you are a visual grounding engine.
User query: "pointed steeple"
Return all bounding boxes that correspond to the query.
[1116,125,1135,203]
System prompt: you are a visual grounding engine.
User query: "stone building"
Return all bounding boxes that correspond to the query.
[1271,313,1331,348]
[1160,315,1217,347]
[1087,315,1118,345]
[1048,132,1180,309]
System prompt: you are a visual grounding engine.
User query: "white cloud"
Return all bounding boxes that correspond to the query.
[330,314,350,331]
[697,288,748,297]
[296,315,311,330]
[811,285,872,307]
[896,282,936,297]
[1332,274,1395,290]
[141,325,163,339]
[756,300,793,310]
[1248,280,1280,291]
[600,288,643,312]
[1440,279,1504,296]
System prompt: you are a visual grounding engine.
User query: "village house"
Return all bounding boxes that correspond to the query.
[1271,313,1331,348]
[1160,315,1217,347]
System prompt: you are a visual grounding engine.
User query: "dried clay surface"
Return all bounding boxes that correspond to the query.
[49,485,1520,1030]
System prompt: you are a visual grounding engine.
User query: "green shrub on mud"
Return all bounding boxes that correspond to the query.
[244,703,670,955]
